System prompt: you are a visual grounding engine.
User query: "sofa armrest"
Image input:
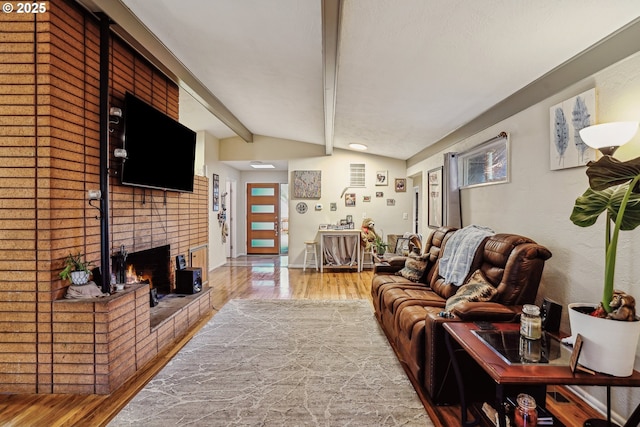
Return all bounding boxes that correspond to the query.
[373,256,406,273]
[373,263,399,274]
[423,302,519,402]
[451,301,520,321]
[384,255,408,268]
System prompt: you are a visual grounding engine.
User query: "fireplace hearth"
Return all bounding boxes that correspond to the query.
[112,245,171,295]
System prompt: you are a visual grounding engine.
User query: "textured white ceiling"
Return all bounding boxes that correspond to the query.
[121,0,640,162]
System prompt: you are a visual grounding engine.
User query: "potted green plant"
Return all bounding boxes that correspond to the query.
[570,154,640,376]
[59,252,93,285]
[373,236,388,255]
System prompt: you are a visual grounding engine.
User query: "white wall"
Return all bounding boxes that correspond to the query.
[199,131,241,271]
[408,51,640,422]
[288,149,413,267]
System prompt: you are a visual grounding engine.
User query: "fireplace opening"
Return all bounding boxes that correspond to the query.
[112,245,171,295]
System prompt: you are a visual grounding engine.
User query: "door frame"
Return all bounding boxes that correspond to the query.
[246,183,280,255]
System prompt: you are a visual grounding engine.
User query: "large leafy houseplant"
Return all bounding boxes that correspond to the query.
[570,155,640,314]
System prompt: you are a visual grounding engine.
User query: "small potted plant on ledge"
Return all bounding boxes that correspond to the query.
[570,122,640,376]
[59,252,93,285]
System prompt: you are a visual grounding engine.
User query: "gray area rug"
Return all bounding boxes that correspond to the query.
[109,299,433,426]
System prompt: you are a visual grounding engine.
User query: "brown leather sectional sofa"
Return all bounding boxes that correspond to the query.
[371,226,552,404]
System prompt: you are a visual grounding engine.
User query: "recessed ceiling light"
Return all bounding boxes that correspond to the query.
[349,143,368,151]
[250,162,275,169]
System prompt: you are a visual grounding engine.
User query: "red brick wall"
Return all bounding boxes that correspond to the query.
[0,0,209,393]
[0,3,40,394]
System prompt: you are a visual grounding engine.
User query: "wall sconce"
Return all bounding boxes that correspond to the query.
[88,189,101,200]
[109,107,122,133]
[87,189,103,219]
[579,121,639,156]
[109,107,122,117]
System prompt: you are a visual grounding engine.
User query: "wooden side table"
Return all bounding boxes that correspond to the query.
[444,322,640,427]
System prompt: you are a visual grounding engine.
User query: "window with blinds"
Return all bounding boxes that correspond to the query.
[349,163,365,187]
[458,134,509,188]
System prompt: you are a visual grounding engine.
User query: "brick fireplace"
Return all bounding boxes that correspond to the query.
[113,245,172,295]
[0,1,210,394]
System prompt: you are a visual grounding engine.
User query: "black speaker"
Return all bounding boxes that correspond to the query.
[541,298,562,333]
[176,255,187,270]
[150,288,159,307]
[175,267,202,294]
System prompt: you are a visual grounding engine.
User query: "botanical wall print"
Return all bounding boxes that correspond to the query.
[293,170,321,198]
[550,88,596,170]
[395,178,406,192]
[376,170,388,186]
[427,167,443,228]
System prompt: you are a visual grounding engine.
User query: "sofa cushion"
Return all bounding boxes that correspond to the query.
[444,270,497,312]
[395,252,430,282]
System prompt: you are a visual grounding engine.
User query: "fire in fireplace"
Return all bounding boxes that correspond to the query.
[112,245,171,295]
[125,264,151,285]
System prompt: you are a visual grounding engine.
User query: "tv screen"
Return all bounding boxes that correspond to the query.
[121,92,196,193]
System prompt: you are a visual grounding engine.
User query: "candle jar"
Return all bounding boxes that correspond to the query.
[520,304,542,339]
[514,393,538,427]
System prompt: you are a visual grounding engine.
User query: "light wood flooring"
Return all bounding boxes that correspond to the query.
[0,255,602,426]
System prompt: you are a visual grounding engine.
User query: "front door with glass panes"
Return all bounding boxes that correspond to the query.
[247,183,280,254]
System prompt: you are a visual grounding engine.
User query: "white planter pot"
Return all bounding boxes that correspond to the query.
[568,303,640,377]
[70,271,90,285]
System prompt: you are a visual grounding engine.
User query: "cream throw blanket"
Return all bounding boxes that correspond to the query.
[438,225,494,286]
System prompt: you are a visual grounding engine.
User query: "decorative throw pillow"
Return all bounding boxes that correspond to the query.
[395,252,429,282]
[444,269,497,312]
[465,269,492,287]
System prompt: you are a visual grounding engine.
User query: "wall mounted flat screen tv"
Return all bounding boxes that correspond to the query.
[121,92,196,192]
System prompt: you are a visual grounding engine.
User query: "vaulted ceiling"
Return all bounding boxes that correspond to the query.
[80,0,640,167]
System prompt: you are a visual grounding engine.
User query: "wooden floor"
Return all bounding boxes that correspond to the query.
[0,255,603,426]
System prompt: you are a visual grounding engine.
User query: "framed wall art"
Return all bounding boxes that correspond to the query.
[427,167,442,228]
[376,170,388,186]
[549,88,596,170]
[212,173,220,211]
[345,193,356,207]
[293,170,321,198]
[395,178,406,192]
